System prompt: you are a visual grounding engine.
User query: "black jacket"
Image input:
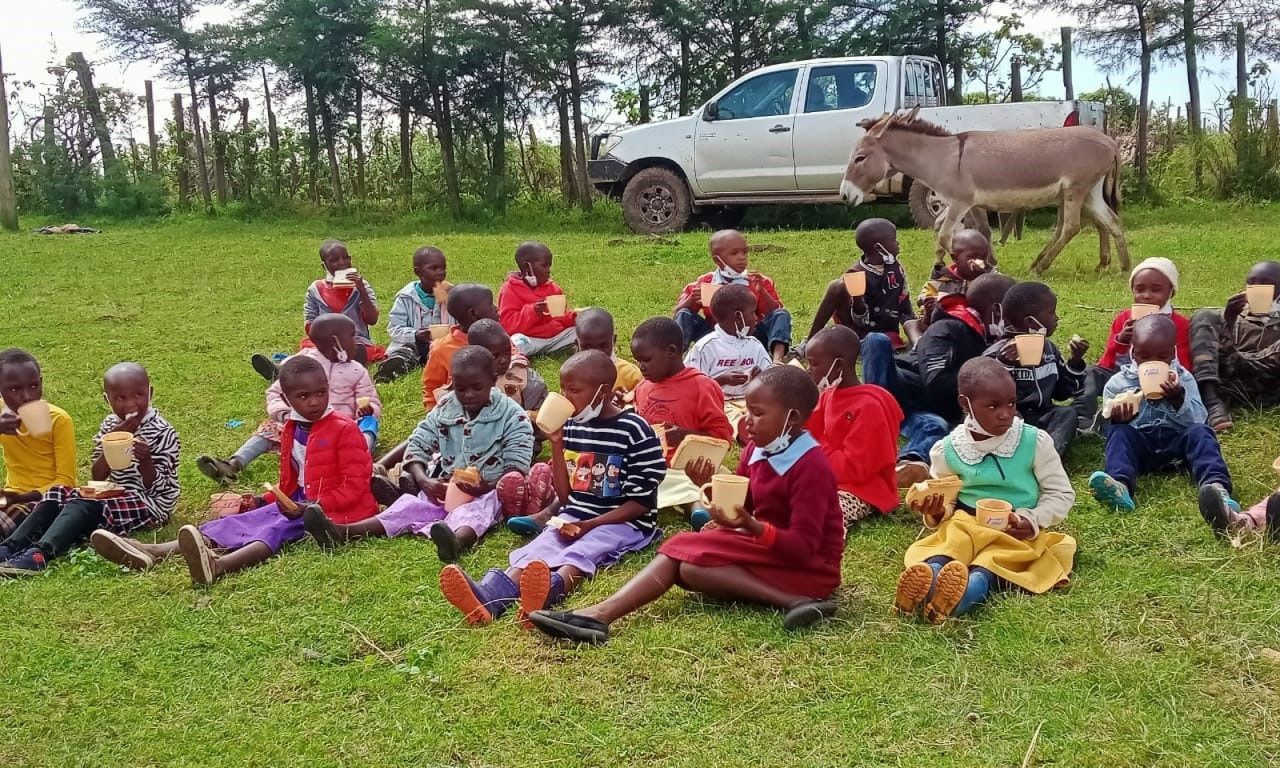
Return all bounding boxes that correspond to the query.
[895,311,989,423]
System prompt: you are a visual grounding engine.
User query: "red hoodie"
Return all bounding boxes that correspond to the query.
[498,272,576,339]
[263,411,378,524]
[805,384,903,513]
[634,366,733,459]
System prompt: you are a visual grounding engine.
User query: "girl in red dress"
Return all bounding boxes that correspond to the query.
[528,365,844,644]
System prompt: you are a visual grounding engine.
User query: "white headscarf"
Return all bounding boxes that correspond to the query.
[1130,257,1179,313]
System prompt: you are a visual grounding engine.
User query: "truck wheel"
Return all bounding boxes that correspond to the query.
[622,167,692,234]
[908,181,985,231]
[699,206,746,230]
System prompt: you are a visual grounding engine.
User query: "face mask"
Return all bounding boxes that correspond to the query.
[960,395,995,439]
[817,359,843,391]
[325,271,337,283]
[716,260,747,282]
[987,305,1006,339]
[876,243,897,266]
[734,311,751,340]
[569,385,606,424]
[1025,316,1047,335]
[521,266,539,288]
[760,409,798,455]
[331,336,349,364]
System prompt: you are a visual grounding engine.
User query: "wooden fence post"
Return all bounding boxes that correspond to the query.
[173,94,191,206]
[0,42,18,231]
[1010,57,1023,102]
[1061,27,1074,100]
[145,80,159,173]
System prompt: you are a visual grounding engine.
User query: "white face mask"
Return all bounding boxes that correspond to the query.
[760,409,798,455]
[987,305,1006,339]
[876,243,897,266]
[1024,316,1047,335]
[716,260,747,282]
[817,359,843,391]
[331,336,349,364]
[959,395,995,439]
[569,385,606,424]
[521,266,539,288]
[734,311,751,340]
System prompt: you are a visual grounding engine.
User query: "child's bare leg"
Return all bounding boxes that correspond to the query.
[676,563,809,610]
[569,555,682,624]
[212,541,274,578]
[770,341,786,363]
[334,517,390,540]
[376,439,409,470]
[133,539,181,560]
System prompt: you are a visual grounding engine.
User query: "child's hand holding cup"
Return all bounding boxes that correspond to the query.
[699,474,750,527]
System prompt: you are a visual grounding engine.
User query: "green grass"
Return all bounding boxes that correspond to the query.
[3,202,1280,767]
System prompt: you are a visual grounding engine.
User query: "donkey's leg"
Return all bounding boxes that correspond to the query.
[1084,185,1129,271]
[1032,192,1084,274]
[1030,201,1066,273]
[934,205,966,265]
[1082,187,1112,270]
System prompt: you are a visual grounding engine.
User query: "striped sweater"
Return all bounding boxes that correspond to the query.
[561,411,666,533]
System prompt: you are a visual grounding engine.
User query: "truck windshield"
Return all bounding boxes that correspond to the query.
[803,64,876,113]
[716,70,797,120]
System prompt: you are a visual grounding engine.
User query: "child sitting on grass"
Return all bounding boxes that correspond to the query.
[1089,314,1237,514]
[896,358,1075,624]
[801,218,918,352]
[674,229,791,361]
[309,347,534,563]
[575,308,643,398]
[0,349,77,537]
[1190,260,1280,432]
[0,363,180,576]
[1074,257,1191,431]
[437,350,666,628]
[498,241,577,357]
[803,326,903,526]
[375,245,451,383]
[422,283,500,412]
[90,356,378,585]
[685,284,773,435]
[251,239,381,380]
[917,229,995,329]
[527,365,843,644]
[198,314,381,483]
[983,282,1087,456]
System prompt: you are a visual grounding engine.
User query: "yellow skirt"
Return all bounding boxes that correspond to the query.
[904,512,1076,594]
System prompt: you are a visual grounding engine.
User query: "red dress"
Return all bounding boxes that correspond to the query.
[658,440,844,599]
[1097,308,1192,369]
[805,384,902,513]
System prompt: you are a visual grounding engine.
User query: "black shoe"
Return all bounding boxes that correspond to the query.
[1198,483,1231,538]
[196,455,239,483]
[251,354,280,382]
[370,475,405,507]
[1266,495,1280,545]
[373,355,413,384]
[782,600,837,631]
[527,610,611,644]
[429,522,463,564]
[302,504,341,549]
[398,474,420,497]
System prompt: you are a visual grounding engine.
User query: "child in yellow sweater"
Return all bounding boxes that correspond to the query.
[0,349,77,536]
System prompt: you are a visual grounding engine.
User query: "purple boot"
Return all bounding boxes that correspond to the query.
[518,560,568,630]
[439,566,519,625]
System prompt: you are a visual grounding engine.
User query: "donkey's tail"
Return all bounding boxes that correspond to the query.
[1104,149,1122,212]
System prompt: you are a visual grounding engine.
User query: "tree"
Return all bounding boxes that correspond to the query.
[964,14,1060,103]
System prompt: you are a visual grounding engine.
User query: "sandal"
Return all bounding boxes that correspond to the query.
[527,610,610,645]
[782,600,836,631]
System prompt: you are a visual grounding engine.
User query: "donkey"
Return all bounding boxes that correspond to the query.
[840,108,1129,274]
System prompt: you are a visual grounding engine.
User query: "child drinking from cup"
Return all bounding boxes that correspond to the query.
[498,241,577,357]
[674,229,792,361]
[917,229,995,329]
[0,349,77,537]
[983,282,1088,456]
[0,363,180,576]
[1189,260,1280,433]
[375,246,452,383]
[1074,257,1191,432]
[527,365,843,644]
[197,314,381,483]
[305,347,535,563]
[90,356,379,585]
[801,218,919,353]
[422,283,500,411]
[896,358,1075,624]
[1089,314,1236,514]
[803,326,902,526]
[575,308,643,398]
[437,351,666,628]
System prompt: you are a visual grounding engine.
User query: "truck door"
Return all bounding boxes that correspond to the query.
[791,61,888,192]
[692,68,799,194]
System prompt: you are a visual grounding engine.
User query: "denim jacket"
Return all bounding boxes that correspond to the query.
[1102,361,1206,432]
[405,388,534,483]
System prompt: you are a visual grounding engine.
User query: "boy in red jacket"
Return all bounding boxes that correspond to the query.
[803,326,903,526]
[498,241,577,357]
[90,356,378,586]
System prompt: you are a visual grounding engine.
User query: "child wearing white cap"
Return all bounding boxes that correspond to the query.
[1072,257,1193,432]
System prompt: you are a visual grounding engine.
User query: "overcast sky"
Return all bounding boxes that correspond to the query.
[0,0,1261,134]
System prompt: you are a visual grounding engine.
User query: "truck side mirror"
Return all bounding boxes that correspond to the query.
[703,101,719,121]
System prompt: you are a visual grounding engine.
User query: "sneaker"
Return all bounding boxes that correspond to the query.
[250,354,281,382]
[303,504,341,550]
[527,609,611,644]
[90,530,156,571]
[373,354,413,384]
[1266,495,1280,545]
[177,524,217,586]
[689,507,712,532]
[0,547,47,576]
[1089,471,1135,513]
[782,599,836,631]
[506,515,546,538]
[896,460,931,489]
[1198,483,1240,538]
[0,543,17,563]
[429,523,463,564]
[496,472,528,519]
[196,455,239,483]
[523,463,554,517]
[369,475,404,508]
[924,560,968,624]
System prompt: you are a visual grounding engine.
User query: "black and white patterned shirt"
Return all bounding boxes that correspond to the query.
[562,411,666,533]
[91,408,181,527]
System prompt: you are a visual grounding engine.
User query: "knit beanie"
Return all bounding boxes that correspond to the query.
[1130,257,1179,293]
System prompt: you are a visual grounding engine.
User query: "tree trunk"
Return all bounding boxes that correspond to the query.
[239,97,253,203]
[567,53,592,210]
[934,0,948,85]
[1235,22,1248,105]
[1010,57,1023,102]
[317,94,345,208]
[69,52,118,173]
[144,79,159,173]
[304,80,320,203]
[434,87,463,218]
[185,68,213,209]
[262,67,281,199]
[639,83,651,123]
[556,88,577,204]
[398,83,412,201]
[1183,0,1202,189]
[1061,27,1074,100]
[0,43,18,231]
[1136,8,1152,195]
[354,83,366,198]
[208,78,228,204]
[795,7,810,56]
[173,94,191,206]
[678,30,692,116]
[490,55,507,213]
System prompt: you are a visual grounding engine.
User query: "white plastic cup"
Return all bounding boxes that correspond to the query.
[1013,334,1045,366]
[102,431,137,470]
[535,392,576,433]
[842,271,867,297]
[1245,284,1274,315]
[16,400,53,437]
[1138,361,1172,399]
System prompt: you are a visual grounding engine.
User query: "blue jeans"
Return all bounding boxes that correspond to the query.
[1104,422,1231,498]
[862,333,949,462]
[675,308,792,352]
[927,556,996,616]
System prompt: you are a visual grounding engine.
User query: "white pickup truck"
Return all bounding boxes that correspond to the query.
[589,55,1104,233]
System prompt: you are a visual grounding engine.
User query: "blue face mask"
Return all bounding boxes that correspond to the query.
[759,409,798,455]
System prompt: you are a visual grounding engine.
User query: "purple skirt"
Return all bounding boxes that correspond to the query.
[198,504,304,554]
[377,491,503,538]
[509,513,658,576]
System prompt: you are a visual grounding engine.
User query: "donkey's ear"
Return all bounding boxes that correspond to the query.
[856,117,877,129]
[905,105,922,122]
[869,113,892,138]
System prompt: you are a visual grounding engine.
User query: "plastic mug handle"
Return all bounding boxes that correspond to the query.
[699,482,713,508]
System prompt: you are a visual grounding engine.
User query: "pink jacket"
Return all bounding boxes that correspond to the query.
[266,347,382,422]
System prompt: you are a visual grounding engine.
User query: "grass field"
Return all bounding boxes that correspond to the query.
[2,202,1280,767]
